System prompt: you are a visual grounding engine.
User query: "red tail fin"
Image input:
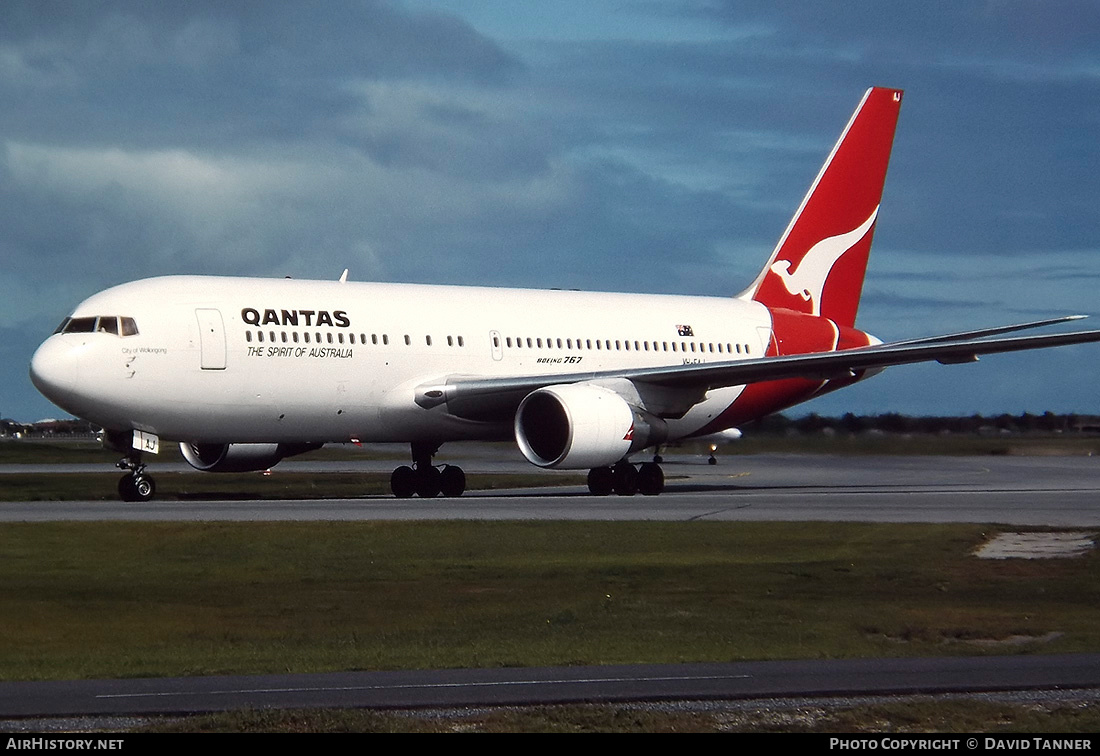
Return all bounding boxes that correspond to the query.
[741,87,902,328]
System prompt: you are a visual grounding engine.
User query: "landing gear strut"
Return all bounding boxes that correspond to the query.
[116,453,156,502]
[587,460,664,496]
[390,442,466,498]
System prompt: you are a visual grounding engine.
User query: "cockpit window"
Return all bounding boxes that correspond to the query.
[58,316,139,337]
[64,317,97,333]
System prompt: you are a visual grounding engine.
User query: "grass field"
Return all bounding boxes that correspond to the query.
[2,520,1097,682]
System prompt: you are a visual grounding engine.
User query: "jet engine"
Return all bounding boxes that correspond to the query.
[179,442,322,473]
[514,383,668,469]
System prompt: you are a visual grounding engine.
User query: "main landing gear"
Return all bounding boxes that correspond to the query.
[586,460,664,496]
[390,441,466,499]
[116,453,156,502]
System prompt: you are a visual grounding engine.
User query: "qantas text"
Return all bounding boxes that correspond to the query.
[241,308,350,328]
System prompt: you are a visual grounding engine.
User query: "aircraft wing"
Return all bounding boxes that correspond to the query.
[415,320,1100,421]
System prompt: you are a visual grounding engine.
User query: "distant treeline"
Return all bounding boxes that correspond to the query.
[1,418,99,437]
[4,413,1100,440]
[747,412,1100,435]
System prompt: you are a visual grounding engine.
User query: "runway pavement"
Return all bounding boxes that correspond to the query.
[4,453,1100,526]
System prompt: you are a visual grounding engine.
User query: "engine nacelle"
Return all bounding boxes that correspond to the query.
[514,383,668,469]
[179,442,321,473]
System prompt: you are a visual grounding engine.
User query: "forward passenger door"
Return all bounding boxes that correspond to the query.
[196,308,227,370]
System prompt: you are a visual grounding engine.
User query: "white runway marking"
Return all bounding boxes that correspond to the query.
[95,673,753,699]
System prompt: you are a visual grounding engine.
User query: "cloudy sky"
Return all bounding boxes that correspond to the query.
[4,1,1100,422]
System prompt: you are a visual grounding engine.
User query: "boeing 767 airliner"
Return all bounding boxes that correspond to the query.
[28,88,1100,501]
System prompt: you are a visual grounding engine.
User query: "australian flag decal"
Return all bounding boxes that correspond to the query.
[676,324,694,337]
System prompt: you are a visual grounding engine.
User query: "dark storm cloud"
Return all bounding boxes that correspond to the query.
[0,0,530,282]
[4,1,1100,420]
[0,0,520,80]
[0,0,521,146]
[640,4,1100,256]
[686,0,1100,73]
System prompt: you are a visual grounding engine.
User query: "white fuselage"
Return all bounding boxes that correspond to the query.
[30,275,773,446]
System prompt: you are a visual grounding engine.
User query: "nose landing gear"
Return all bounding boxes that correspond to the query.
[116,453,156,502]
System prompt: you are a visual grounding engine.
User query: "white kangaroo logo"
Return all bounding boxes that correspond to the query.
[768,206,879,316]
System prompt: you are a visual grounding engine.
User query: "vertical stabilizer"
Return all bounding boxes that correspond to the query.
[741,87,903,328]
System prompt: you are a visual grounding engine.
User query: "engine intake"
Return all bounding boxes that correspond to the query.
[514,383,667,469]
[179,442,321,472]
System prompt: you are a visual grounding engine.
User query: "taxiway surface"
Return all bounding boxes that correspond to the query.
[4,655,1100,718]
[4,453,1100,526]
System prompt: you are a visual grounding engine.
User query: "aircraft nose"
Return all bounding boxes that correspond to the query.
[29,336,81,407]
